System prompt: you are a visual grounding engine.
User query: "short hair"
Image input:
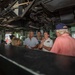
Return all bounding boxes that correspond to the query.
[10,35,15,40]
[56,29,69,34]
[11,38,21,46]
[44,31,49,34]
[29,30,34,33]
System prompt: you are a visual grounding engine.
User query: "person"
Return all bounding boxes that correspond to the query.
[50,23,75,56]
[11,38,22,46]
[38,31,53,52]
[10,34,16,45]
[23,31,39,49]
[36,31,42,44]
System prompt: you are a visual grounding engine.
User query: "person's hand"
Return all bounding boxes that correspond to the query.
[41,39,45,44]
[25,45,29,49]
[39,39,45,48]
[31,47,34,49]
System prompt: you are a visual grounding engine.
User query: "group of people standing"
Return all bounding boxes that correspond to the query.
[23,31,53,52]
[23,23,75,56]
[5,23,75,56]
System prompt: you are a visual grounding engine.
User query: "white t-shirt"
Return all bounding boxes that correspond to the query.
[43,38,53,52]
[23,37,39,49]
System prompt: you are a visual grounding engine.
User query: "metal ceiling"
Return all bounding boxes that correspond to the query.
[41,0,75,12]
[0,0,75,30]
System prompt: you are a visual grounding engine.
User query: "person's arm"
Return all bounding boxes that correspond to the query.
[38,39,45,49]
[31,44,38,49]
[50,38,60,53]
[31,38,39,49]
[42,45,52,51]
[25,45,29,49]
[23,39,29,48]
[42,40,53,51]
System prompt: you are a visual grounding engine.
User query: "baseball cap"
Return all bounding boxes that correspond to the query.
[56,23,68,30]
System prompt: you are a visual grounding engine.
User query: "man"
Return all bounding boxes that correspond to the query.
[50,23,75,56]
[36,31,42,44]
[23,31,39,49]
[39,32,53,52]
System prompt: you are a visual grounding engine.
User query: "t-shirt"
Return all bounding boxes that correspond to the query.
[23,37,39,49]
[50,33,75,56]
[43,38,53,52]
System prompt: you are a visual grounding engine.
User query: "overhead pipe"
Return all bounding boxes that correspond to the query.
[21,0,36,17]
[0,0,18,16]
[12,2,32,9]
